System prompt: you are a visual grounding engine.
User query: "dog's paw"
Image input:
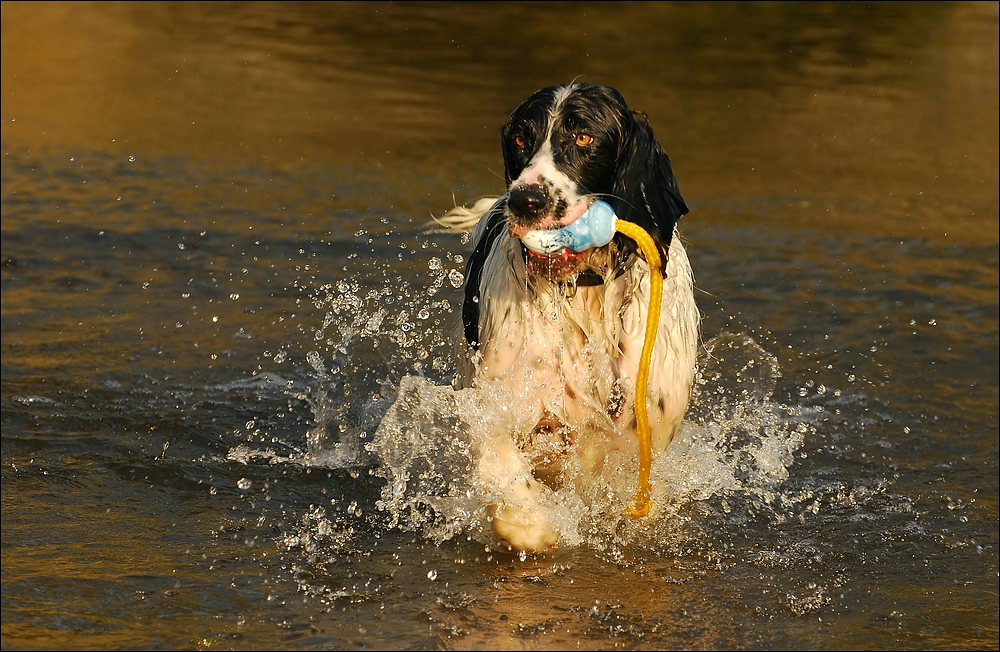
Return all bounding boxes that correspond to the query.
[489,503,559,553]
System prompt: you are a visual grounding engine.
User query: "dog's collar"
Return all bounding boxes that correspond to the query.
[575,255,635,286]
[574,270,608,287]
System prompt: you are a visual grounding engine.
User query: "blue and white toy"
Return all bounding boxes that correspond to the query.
[519,200,617,255]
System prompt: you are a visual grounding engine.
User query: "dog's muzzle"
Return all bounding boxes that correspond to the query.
[515,200,620,282]
[506,183,551,227]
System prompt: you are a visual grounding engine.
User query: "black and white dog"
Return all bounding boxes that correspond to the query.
[445,83,699,552]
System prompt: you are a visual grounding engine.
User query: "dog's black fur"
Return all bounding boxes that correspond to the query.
[463,83,689,349]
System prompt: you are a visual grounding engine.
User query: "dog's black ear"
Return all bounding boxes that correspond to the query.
[610,113,688,272]
[462,200,507,349]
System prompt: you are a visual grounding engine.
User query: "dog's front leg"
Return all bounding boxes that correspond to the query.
[478,434,559,552]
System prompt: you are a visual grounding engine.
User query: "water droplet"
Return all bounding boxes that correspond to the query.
[427,570,438,581]
[306,351,324,369]
[448,269,464,288]
[417,308,430,320]
[428,257,443,271]
[237,478,252,491]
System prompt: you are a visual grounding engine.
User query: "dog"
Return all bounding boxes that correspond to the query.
[445,83,699,552]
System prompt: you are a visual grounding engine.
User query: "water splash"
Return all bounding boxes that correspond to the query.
[368,330,808,555]
[229,249,467,470]
[233,235,808,559]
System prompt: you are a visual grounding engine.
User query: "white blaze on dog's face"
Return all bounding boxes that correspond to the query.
[501,85,631,239]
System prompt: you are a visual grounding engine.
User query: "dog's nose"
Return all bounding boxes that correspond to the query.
[507,184,550,225]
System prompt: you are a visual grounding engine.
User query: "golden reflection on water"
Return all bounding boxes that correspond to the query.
[3,2,996,243]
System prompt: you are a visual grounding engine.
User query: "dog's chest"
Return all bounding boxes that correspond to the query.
[478,280,624,422]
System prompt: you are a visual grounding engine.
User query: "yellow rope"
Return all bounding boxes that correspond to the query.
[613,220,663,519]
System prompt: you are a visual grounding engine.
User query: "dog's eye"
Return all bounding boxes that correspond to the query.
[575,133,594,147]
[514,134,527,148]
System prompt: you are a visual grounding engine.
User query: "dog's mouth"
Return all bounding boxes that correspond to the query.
[507,200,590,239]
[514,203,608,282]
[506,182,599,281]
[524,247,583,280]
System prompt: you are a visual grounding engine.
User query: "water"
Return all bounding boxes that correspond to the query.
[2,2,997,649]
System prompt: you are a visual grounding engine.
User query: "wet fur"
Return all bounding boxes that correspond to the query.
[447,83,699,552]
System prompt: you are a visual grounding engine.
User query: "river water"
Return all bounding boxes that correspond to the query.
[2,2,997,649]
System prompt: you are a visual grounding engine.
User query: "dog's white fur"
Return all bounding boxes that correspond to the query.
[446,84,699,552]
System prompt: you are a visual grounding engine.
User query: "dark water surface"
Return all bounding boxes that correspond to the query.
[2,2,997,650]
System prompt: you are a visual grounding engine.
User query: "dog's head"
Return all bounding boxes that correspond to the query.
[461,83,689,349]
[500,83,688,279]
